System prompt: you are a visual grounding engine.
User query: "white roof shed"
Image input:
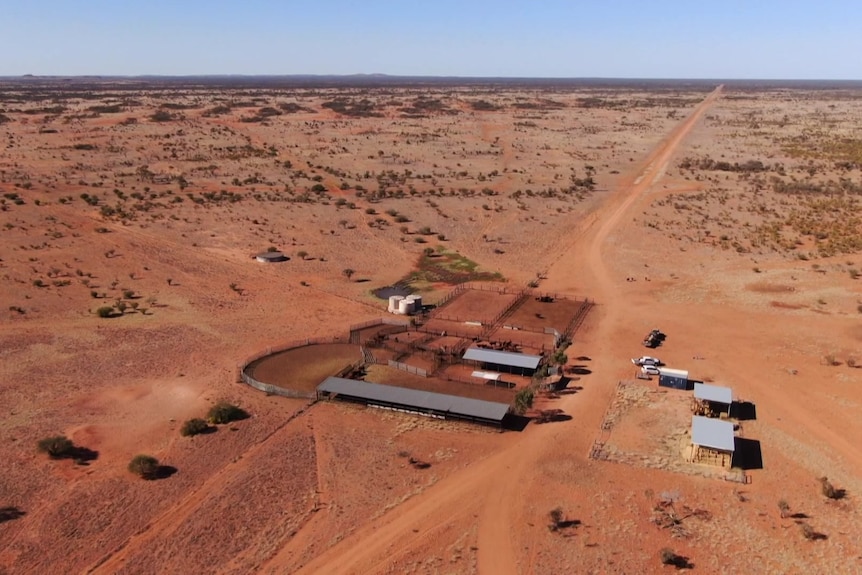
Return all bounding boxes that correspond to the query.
[694,383,733,405]
[691,416,736,452]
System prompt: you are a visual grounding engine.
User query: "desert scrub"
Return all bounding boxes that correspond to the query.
[207,402,249,424]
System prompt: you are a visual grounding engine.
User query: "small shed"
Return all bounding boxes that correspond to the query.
[691,415,735,467]
[256,251,287,263]
[658,367,690,390]
[693,383,733,417]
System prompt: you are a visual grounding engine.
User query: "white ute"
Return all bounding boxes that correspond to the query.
[632,356,663,367]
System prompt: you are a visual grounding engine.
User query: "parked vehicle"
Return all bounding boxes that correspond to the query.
[641,365,661,376]
[632,356,663,367]
[643,329,666,348]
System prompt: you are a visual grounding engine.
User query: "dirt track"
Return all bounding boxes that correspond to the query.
[282,87,722,575]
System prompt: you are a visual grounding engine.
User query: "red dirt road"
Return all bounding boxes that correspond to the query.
[282,87,723,575]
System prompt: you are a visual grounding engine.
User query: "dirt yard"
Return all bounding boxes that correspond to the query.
[503,296,587,334]
[247,343,362,392]
[431,287,521,324]
[592,380,746,482]
[2,78,862,574]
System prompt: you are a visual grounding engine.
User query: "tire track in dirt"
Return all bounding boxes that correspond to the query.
[581,87,723,295]
[288,431,537,575]
[542,86,723,292]
[85,402,315,575]
[258,411,335,573]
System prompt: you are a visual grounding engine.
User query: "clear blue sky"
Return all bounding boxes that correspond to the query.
[1,0,859,78]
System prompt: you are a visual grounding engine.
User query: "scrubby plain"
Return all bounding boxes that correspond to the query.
[1,78,861,574]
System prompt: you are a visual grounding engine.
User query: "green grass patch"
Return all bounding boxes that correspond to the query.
[403,248,504,286]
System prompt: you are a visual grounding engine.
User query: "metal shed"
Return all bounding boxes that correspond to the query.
[316,377,510,427]
[658,367,690,390]
[694,383,733,416]
[462,347,542,376]
[691,415,735,467]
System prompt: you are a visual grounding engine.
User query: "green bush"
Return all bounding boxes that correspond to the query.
[659,548,690,568]
[514,388,534,414]
[207,402,249,424]
[96,306,114,318]
[180,418,210,437]
[37,436,75,459]
[128,454,159,479]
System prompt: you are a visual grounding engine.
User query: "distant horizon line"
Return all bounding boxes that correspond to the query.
[2,73,861,82]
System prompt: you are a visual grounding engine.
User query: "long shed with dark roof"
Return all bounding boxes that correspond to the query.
[316,377,511,427]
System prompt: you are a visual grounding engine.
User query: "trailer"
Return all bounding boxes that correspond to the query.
[658,367,690,390]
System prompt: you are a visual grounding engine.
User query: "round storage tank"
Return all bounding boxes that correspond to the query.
[407,295,422,311]
[398,298,414,315]
[389,295,404,313]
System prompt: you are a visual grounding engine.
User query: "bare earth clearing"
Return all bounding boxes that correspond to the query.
[1,78,862,574]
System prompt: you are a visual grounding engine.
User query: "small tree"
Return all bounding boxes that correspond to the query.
[128,454,159,479]
[207,402,249,424]
[778,499,790,519]
[659,548,690,568]
[552,349,568,366]
[37,436,75,459]
[342,268,355,281]
[548,507,564,531]
[819,476,842,499]
[297,250,308,260]
[180,418,210,437]
[514,388,534,415]
[798,521,826,541]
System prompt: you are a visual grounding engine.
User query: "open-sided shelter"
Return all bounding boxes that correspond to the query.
[693,383,733,417]
[462,347,542,376]
[317,376,510,427]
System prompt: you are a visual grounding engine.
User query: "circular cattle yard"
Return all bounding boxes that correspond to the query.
[247,343,362,394]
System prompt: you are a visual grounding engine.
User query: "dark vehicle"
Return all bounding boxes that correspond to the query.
[643,329,666,348]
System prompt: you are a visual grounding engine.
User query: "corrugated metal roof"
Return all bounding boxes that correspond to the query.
[694,383,732,405]
[462,347,542,369]
[658,367,689,379]
[471,370,502,381]
[691,416,735,452]
[317,377,510,422]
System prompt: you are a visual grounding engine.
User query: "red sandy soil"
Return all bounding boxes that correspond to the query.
[2,81,862,574]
